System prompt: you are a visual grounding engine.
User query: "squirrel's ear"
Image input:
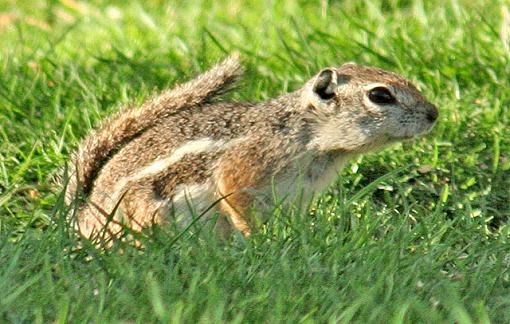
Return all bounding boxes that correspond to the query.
[313,68,337,100]
[312,68,350,101]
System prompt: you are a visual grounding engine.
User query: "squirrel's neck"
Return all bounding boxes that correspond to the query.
[259,88,308,112]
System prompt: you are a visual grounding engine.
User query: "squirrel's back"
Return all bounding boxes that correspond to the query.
[65,54,244,205]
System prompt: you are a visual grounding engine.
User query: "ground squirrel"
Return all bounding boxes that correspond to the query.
[64,53,438,241]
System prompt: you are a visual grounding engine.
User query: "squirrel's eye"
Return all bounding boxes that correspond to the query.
[368,87,395,104]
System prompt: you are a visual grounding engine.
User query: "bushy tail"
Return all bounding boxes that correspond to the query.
[65,53,243,204]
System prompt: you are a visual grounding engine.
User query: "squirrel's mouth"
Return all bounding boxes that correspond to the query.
[391,126,433,141]
[400,134,416,140]
[405,119,437,140]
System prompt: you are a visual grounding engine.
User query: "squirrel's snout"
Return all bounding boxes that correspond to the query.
[425,104,439,122]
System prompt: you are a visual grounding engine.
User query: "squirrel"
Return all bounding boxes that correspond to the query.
[64,53,438,240]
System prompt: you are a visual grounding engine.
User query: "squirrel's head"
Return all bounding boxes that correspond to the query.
[304,63,438,153]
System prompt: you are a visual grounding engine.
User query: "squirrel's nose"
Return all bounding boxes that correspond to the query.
[426,104,438,122]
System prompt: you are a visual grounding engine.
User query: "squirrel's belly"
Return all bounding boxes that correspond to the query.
[160,181,217,227]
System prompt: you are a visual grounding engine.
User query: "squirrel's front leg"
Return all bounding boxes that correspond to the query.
[214,142,271,237]
[216,183,253,237]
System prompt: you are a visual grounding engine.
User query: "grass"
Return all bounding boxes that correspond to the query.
[1,0,510,322]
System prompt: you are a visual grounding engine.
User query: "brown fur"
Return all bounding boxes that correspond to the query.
[64,54,438,242]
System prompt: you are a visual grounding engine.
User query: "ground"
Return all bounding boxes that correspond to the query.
[0,0,509,322]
